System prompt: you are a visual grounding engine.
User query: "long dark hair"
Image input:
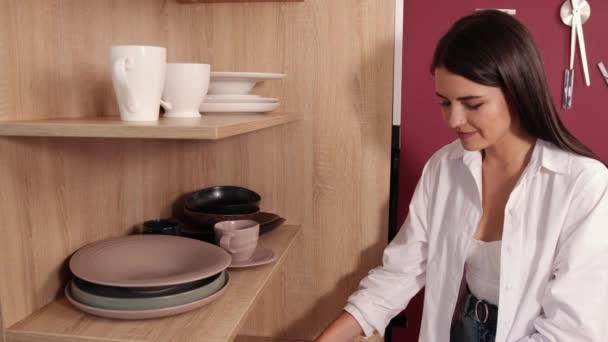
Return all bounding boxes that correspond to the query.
[431,10,598,160]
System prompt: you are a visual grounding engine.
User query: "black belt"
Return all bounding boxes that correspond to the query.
[463,290,498,327]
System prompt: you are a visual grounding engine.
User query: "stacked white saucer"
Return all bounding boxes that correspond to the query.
[199,72,285,113]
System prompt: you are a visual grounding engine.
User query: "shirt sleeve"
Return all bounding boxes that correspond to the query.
[344,160,433,337]
[344,304,376,337]
[516,166,608,342]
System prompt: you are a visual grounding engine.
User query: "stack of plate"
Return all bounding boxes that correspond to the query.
[176,186,287,244]
[199,72,285,113]
[66,235,232,319]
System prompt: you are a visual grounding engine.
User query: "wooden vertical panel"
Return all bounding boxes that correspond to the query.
[11,1,63,118]
[0,138,145,327]
[239,0,393,339]
[237,1,316,337]
[0,0,16,121]
[9,0,167,120]
[0,1,17,338]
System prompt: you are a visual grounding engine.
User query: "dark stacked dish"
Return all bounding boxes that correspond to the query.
[177,186,286,243]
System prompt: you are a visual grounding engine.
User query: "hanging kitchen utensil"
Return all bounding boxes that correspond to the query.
[598,62,608,86]
[560,0,591,109]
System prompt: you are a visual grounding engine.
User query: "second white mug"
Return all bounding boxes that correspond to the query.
[161,63,210,118]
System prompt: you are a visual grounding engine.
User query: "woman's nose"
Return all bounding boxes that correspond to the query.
[445,107,466,129]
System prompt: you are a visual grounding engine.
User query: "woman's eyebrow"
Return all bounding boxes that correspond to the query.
[435,91,484,101]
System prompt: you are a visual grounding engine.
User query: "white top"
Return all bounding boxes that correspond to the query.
[466,239,502,306]
[344,139,608,342]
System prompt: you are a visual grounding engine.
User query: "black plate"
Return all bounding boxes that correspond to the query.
[260,217,286,235]
[71,272,221,299]
[185,186,261,213]
[179,216,286,243]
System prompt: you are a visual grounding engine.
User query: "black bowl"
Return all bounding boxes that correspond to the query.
[185,186,261,213]
[194,203,260,215]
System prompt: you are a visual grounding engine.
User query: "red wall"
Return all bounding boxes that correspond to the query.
[395,1,608,340]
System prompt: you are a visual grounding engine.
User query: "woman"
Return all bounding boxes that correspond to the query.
[315,10,608,342]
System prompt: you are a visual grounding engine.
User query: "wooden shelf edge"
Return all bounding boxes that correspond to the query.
[5,331,108,342]
[0,113,301,140]
[5,225,301,342]
[234,336,311,342]
[177,1,303,3]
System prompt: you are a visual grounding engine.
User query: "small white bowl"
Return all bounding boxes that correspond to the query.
[208,79,257,95]
[207,72,287,95]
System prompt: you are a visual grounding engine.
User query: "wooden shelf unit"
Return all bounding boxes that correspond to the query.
[5,225,301,342]
[0,1,394,341]
[0,113,300,140]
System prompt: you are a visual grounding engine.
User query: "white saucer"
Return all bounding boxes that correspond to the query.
[229,246,276,268]
[204,97,278,104]
[210,72,287,80]
[199,102,279,113]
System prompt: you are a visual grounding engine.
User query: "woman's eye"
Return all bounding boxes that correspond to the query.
[464,103,483,110]
[439,101,450,107]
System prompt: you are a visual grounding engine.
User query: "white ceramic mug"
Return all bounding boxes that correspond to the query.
[111,45,168,121]
[214,220,259,262]
[161,63,210,118]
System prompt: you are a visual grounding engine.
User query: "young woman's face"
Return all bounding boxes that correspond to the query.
[434,67,516,151]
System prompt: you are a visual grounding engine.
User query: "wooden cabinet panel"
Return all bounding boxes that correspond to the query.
[0,0,394,340]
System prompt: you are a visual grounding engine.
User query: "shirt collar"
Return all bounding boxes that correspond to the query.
[448,138,571,175]
[537,139,571,175]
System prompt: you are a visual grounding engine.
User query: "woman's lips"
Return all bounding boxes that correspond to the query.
[457,131,477,140]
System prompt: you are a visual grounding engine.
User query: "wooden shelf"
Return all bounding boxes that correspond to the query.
[234,337,310,342]
[0,113,300,140]
[177,1,303,3]
[6,225,301,342]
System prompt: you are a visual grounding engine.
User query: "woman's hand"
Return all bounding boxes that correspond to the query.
[314,311,364,342]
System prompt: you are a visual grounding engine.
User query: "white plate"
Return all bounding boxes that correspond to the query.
[69,235,231,287]
[204,97,278,104]
[199,102,280,113]
[210,72,287,80]
[206,95,262,100]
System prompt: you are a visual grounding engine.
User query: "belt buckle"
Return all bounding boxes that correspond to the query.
[474,299,489,324]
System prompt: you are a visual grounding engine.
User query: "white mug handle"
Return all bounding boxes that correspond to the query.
[113,57,138,113]
[219,233,236,253]
[160,98,173,112]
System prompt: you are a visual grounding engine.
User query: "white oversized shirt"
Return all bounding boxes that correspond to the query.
[345,139,608,341]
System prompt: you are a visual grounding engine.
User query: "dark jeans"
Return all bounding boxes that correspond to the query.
[450,291,497,342]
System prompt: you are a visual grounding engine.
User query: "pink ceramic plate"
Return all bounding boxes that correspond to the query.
[70,235,231,287]
[65,272,231,320]
[228,246,276,268]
